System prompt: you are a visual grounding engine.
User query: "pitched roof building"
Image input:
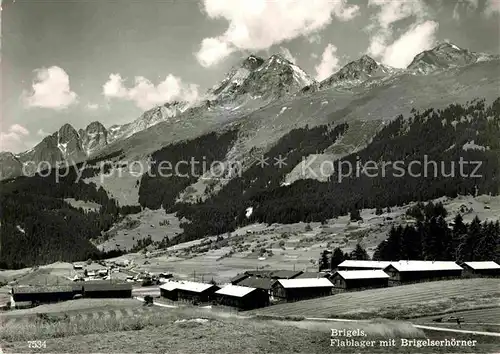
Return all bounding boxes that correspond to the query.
[461,261,500,276]
[271,278,334,302]
[337,260,391,271]
[159,280,219,303]
[331,270,389,291]
[215,285,269,310]
[384,261,463,284]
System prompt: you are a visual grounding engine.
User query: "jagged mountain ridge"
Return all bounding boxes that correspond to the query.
[319,55,400,89]
[2,43,498,180]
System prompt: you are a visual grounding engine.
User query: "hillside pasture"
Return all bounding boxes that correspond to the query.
[250,278,500,320]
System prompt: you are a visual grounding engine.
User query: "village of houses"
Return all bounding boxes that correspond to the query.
[6,258,500,313]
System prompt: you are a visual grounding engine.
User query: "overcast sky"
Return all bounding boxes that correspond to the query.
[1,0,499,153]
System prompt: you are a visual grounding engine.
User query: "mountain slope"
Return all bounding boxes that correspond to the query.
[407,42,498,74]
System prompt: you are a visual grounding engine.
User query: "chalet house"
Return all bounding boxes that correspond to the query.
[271,278,334,302]
[215,285,269,310]
[461,261,500,277]
[82,282,132,298]
[159,281,219,304]
[331,270,389,292]
[336,260,391,271]
[10,285,82,307]
[384,261,463,284]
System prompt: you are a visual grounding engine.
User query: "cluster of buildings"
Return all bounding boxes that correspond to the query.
[9,281,133,309]
[157,260,499,311]
[7,260,499,312]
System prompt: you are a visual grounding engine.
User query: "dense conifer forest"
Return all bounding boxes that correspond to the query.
[0,166,121,268]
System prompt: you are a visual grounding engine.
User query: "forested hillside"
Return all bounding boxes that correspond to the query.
[373,202,500,263]
[165,98,500,244]
[0,167,122,268]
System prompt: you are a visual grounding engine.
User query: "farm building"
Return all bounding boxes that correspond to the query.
[243,270,303,279]
[215,285,269,310]
[384,261,463,284]
[337,260,391,271]
[461,261,500,277]
[235,277,277,293]
[159,281,219,304]
[10,285,81,307]
[160,281,179,301]
[271,278,334,302]
[73,263,84,270]
[82,282,132,298]
[268,270,303,279]
[331,270,389,292]
[229,273,249,285]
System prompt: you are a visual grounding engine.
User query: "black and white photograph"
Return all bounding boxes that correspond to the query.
[0,0,499,353]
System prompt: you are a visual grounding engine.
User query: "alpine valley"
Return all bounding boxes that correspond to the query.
[1,42,500,269]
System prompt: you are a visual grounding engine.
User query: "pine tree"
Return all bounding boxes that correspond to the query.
[318,250,332,271]
[331,247,346,269]
[457,216,481,262]
[350,209,362,222]
[350,243,369,260]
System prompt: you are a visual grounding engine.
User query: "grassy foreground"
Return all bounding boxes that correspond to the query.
[1,307,499,353]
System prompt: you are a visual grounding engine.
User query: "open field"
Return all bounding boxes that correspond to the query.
[2,303,499,353]
[250,279,500,320]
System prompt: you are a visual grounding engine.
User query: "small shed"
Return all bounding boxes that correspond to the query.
[271,278,334,302]
[331,270,389,291]
[384,261,463,284]
[462,261,500,277]
[215,285,269,310]
[337,260,391,271]
[82,282,132,298]
[10,285,80,306]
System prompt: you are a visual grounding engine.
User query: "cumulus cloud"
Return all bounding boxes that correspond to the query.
[314,43,341,81]
[196,37,235,68]
[279,47,297,64]
[103,74,199,111]
[196,0,360,67]
[0,124,30,153]
[484,0,500,16]
[366,0,438,68]
[380,21,439,68]
[22,66,78,110]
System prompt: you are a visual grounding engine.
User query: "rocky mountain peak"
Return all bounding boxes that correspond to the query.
[81,121,108,155]
[319,54,392,89]
[241,54,265,70]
